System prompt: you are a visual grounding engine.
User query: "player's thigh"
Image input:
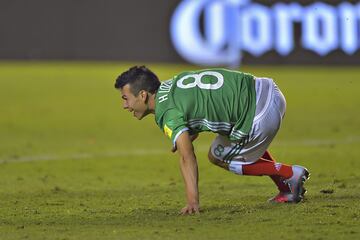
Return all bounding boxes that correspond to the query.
[207,148,229,170]
[238,92,285,162]
[209,135,248,166]
[209,135,252,174]
[209,106,284,165]
[208,83,286,173]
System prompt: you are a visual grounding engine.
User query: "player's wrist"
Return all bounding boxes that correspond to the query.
[186,195,199,205]
[186,202,199,209]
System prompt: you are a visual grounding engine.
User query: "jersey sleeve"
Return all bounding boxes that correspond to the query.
[161,109,189,147]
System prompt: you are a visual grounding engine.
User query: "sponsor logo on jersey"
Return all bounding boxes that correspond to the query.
[171,0,360,66]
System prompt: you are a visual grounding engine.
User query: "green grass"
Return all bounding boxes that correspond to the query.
[0,62,359,239]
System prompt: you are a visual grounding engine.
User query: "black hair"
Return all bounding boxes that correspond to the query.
[114,66,160,96]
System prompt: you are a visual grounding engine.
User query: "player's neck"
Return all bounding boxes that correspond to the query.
[148,93,156,114]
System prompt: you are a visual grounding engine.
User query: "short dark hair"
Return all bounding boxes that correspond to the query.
[114,66,160,96]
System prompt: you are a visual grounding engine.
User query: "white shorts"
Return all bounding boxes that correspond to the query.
[210,77,286,173]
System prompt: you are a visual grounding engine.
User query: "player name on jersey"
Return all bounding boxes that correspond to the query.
[158,80,173,103]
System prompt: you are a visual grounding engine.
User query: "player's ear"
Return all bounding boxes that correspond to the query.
[139,90,148,102]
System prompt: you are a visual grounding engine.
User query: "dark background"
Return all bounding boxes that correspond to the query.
[0,0,359,64]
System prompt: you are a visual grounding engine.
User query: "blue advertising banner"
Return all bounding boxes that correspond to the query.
[170,0,360,66]
[0,0,359,65]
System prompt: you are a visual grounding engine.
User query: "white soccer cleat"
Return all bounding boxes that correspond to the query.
[284,165,310,203]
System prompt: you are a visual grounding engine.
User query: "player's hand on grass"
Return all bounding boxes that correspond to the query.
[180,203,200,215]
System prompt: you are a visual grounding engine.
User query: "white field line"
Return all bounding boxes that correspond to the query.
[0,136,359,164]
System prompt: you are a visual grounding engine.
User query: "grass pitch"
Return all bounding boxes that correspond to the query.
[0,62,359,239]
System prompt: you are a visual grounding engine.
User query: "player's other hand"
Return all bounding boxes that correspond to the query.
[179,203,200,215]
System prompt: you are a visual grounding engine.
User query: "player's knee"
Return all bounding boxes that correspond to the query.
[208,149,222,167]
[208,148,230,170]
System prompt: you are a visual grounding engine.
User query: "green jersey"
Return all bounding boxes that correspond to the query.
[154,69,256,146]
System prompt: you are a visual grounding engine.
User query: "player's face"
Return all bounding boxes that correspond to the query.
[120,84,148,120]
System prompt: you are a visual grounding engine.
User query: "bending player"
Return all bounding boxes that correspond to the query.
[114,66,310,215]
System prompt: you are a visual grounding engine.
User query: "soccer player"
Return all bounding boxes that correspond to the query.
[114,66,309,215]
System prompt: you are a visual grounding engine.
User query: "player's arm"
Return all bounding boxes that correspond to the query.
[175,131,199,215]
[171,133,198,153]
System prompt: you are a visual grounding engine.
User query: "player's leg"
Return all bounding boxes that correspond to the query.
[259,151,310,202]
[208,147,229,170]
[247,150,300,203]
[208,139,294,183]
[241,153,293,178]
[208,134,309,203]
[243,79,309,202]
[245,78,309,202]
[259,150,292,193]
[208,78,309,203]
[263,151,288,192]
[225,78,294,178]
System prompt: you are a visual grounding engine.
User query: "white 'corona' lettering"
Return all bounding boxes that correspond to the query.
[170,0,360,66]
